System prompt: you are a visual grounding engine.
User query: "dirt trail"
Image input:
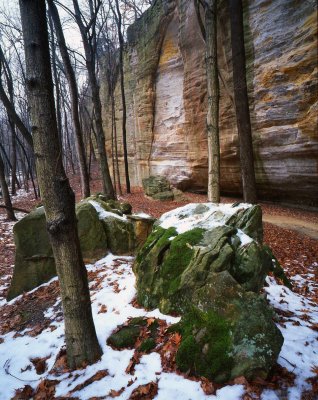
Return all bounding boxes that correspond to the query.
[263,214,318,240]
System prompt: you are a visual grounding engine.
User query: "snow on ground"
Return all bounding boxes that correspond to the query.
[0,254,244,399]
[0,241,317,398]
[262,276,318,399]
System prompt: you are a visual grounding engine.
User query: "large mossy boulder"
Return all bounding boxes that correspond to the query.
[88,198,136,254]
[7,206,55,300]
[76,202,108,262]
[133,203,284,382]
[7,196,136,300]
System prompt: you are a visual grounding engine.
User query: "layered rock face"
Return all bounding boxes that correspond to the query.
[102,0,318,206]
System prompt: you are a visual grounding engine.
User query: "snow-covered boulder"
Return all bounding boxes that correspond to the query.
[7,195,137,300]
[133,203,284,382]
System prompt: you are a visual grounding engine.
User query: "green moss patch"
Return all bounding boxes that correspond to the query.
[139,338,157,353]
[158,228,205,296]
[175,308,233,381]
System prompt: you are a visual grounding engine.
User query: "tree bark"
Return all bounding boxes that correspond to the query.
[48,0,90,198]
[205,0,220,202]
[19,0,102,369]
[72,0,115,200]
[114,0,130,193]
[0,151,16,220]
[229,0,257,204]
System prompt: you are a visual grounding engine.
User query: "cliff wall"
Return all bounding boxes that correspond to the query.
[102,0,318,206]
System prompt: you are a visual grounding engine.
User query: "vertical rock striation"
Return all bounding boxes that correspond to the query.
[102,0,318,206]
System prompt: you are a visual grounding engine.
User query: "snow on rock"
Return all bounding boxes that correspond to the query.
[89,200,128,221]
[157,202,253,246]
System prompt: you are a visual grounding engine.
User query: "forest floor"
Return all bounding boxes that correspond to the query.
[0,168,317,399]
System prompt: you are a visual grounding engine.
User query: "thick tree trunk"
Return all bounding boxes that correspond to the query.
[48,0,90,198]
[205,0,220,202]
[19,0,102,369]
[229,0,257,204]
[0,152,16,220]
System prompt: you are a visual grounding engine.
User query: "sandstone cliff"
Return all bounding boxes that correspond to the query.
[101,0,318,206]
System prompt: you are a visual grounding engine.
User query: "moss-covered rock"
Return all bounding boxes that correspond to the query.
[107,325,141,349]
[175,308,233,382]
[7,207,55,301]
[229,241,272,292]
[152,191,174,201]
[107,317,158,351]
[86,194,133,216]
[7,197,134,299]
[142,175,171,197]
[192,271,283,380]
[226,204,263,243]
[133,203,285,381]
[134,226,205,312]
[139,338,157,353]
[76,202,108,262]
[101,213,136,255]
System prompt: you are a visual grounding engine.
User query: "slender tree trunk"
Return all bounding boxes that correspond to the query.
[16,135,38,199]
[49,13,63,150]
[19,0,102,369]
[205,0,220,202]
[9,121,17,195]
[111,96,117,195]
[114,0,130,193]
[72,0,115,200]
[89,69,115,199]
[113,98,122,196]
[48,0,90,198]
[64,109,76,175]
[0,151,16,220]
[229,0,257,204]
[0,140,20,190]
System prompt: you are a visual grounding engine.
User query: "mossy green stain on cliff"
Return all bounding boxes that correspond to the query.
[175,307,233,381]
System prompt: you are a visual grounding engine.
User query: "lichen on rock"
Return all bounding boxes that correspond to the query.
[133,202,285,381]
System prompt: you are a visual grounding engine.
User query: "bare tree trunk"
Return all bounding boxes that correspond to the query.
[16,135,38,199]
[48,13,63,150]
[48,0,90,198]
[229,0,257,204]
[113,98,122,196]
[0,151,16,220]
[72,0,115,200]
[9,120,17,195]
[64,109,76,175]
[205,0,220,202]
[19,0,102,369]
[114,0,130,193]
[0,140,20,191]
